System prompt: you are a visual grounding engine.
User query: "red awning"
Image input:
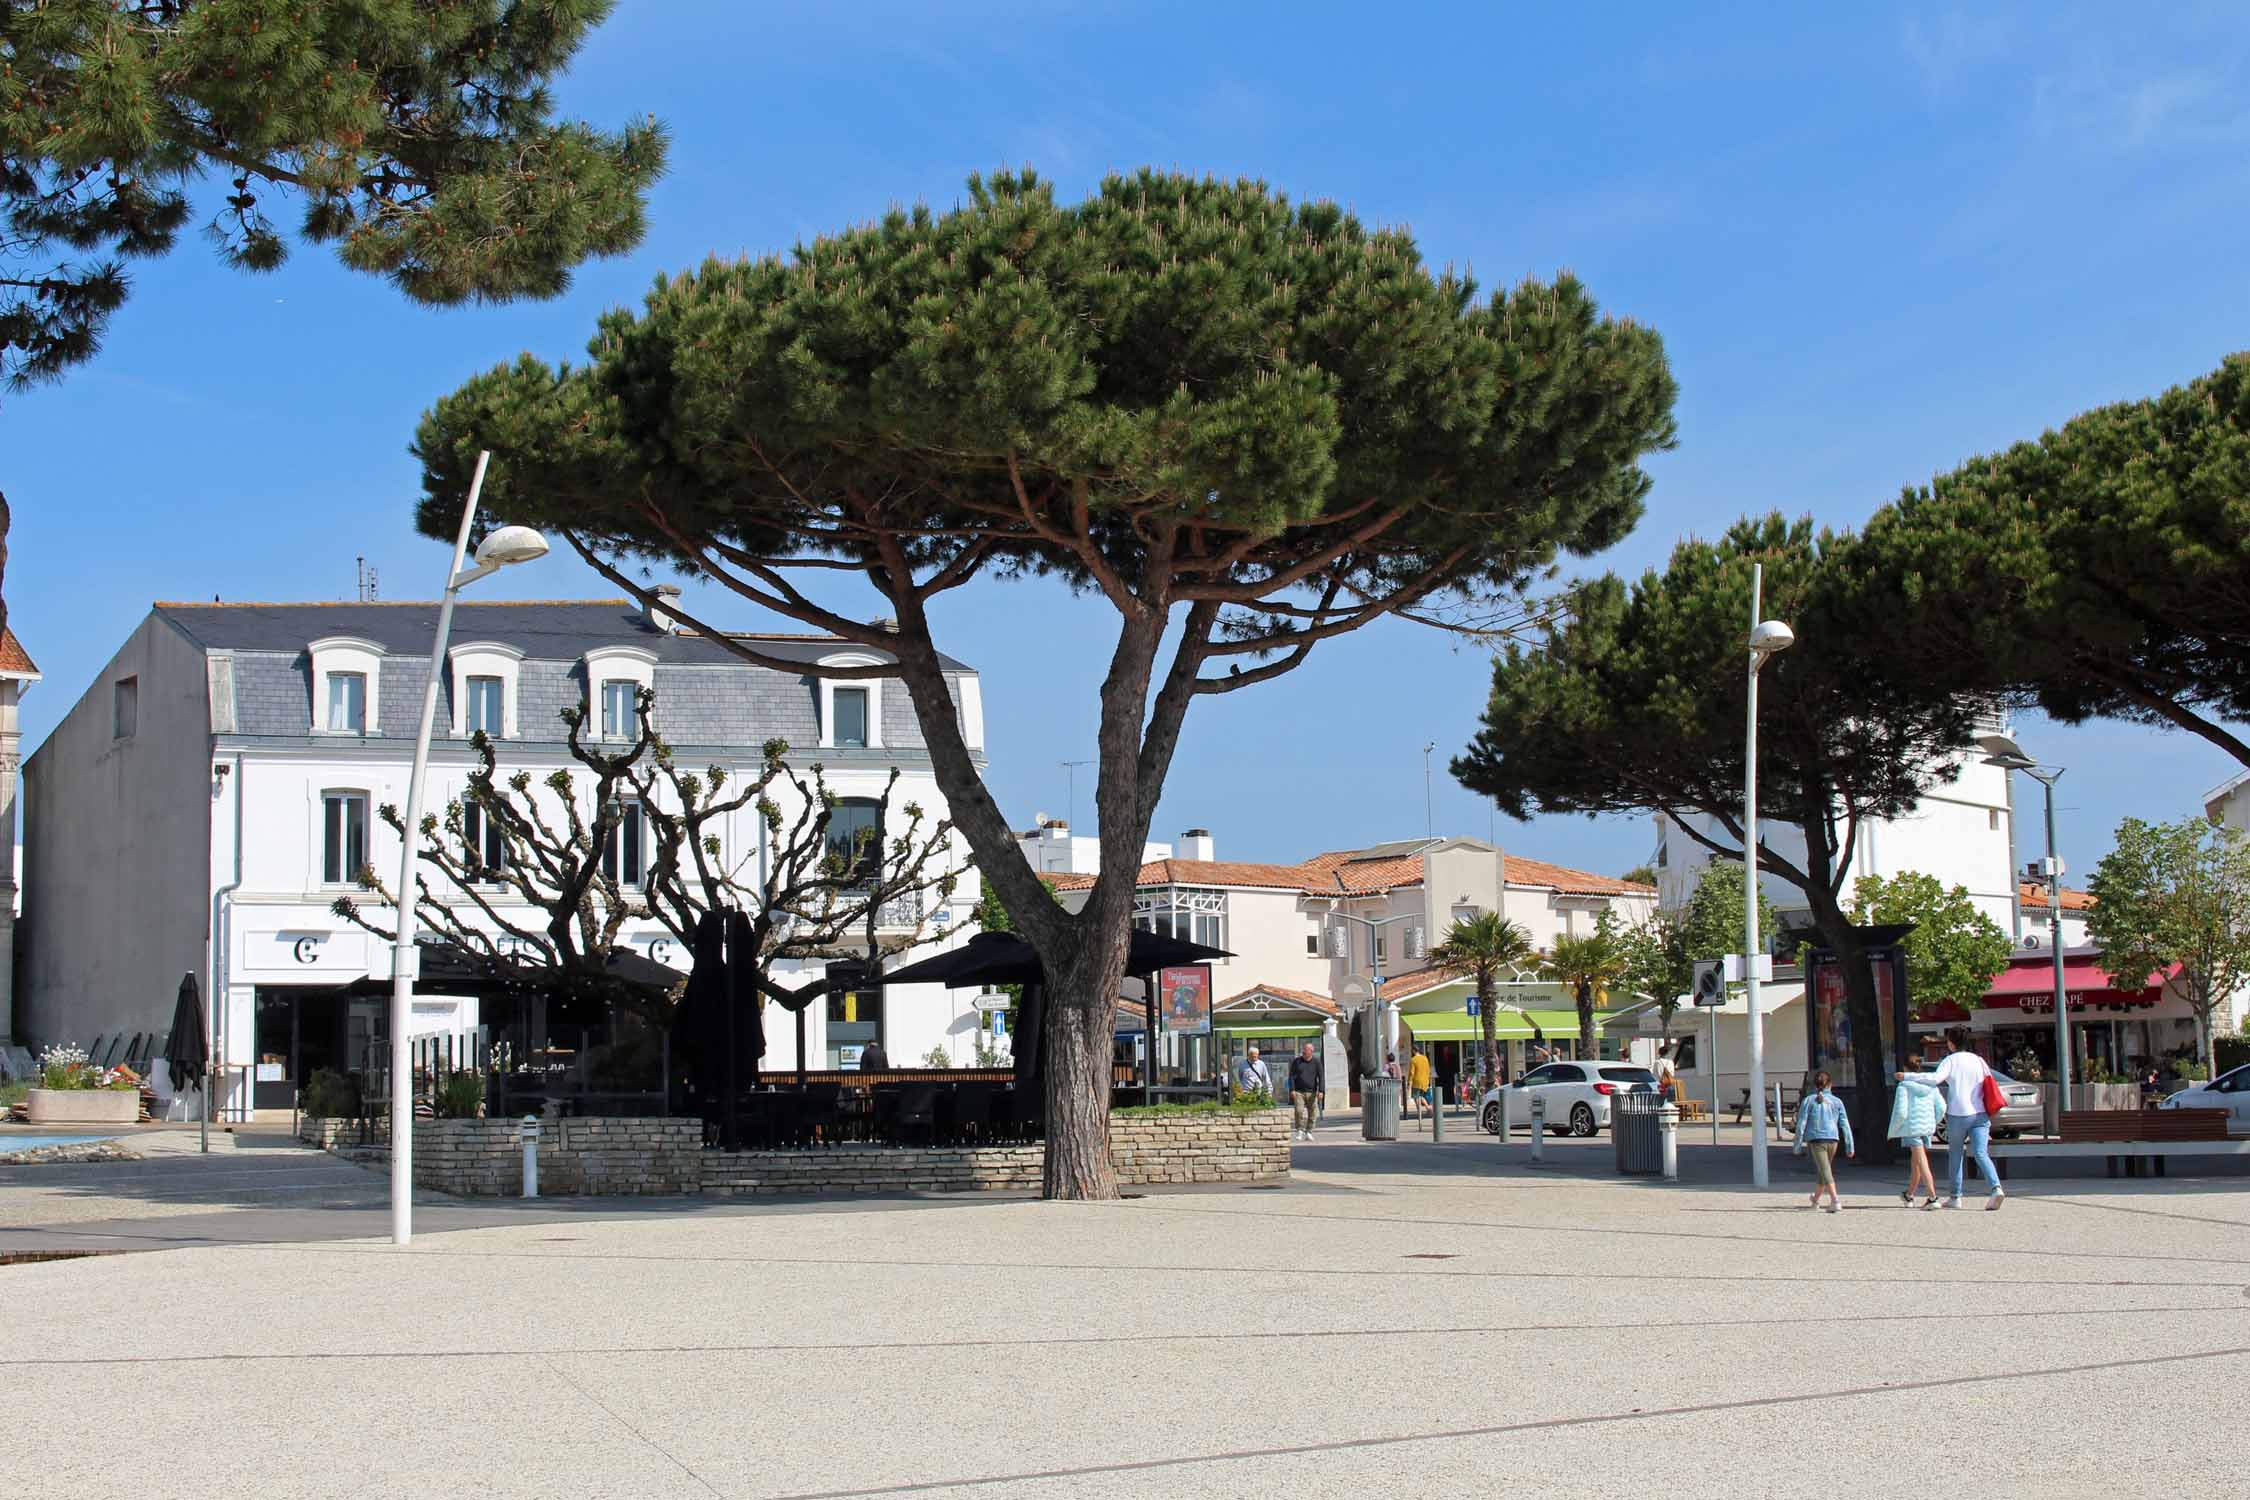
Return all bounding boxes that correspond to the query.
[1983,956,2170,1009]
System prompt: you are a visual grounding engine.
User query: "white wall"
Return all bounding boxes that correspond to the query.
[21,614,211,1051]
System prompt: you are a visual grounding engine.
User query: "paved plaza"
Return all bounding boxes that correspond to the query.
[3,1119,2246,1499]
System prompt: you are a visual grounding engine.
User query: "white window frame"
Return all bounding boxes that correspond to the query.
[584,646,657,742]
[449,641,524,738]
[831,685,872,749]
[602,796,647,889]
[817,653,886,750]
[309,637,385,735]
[1132,888,1228,952]
[461,798,507,879]
[320,788,371,887]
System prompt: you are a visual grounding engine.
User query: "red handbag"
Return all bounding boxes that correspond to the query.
[1979,1071,2006,1117]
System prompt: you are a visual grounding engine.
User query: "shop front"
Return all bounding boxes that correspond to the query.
[1969,952,2189,1077]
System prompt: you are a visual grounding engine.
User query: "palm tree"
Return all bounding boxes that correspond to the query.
[1429,912,1537,1092]
[1546,913,1630,1058]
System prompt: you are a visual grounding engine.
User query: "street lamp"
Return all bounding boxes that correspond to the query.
[391,451,548,1246]
[1743,564,1794,1188]
[1979,731,2071,1104]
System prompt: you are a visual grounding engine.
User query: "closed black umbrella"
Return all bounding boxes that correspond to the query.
[164,972,209,1152]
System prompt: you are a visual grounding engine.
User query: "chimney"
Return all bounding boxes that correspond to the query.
[1179,828,1215,862]
[646,584,683,633]
[1045,819,1070,840]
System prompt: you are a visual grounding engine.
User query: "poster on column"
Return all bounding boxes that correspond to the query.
[1159,966,1212,1036]
[1809,950,1904,1083]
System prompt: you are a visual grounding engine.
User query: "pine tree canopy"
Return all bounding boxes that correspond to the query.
[1,0,666,390]
[1856,354,2250,767]
[412,168,1677,655]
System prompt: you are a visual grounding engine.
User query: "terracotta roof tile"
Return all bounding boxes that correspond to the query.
[1214,983,1339,1017]
[1503,856,1656,898]
[2019,881,2095,912]
[1038,845,1653,900]
[0,627,36,677]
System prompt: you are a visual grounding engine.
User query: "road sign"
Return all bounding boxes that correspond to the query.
[1465,996,1480,1017]
[1691,960,1726,1007]
[971,994,1010,1012]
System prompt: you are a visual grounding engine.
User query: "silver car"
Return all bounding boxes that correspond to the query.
[1920,1070,2044,1140]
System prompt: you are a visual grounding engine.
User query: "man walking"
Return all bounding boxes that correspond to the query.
[1287,1042,1322,1142]
[1406,1045,1432,1120]
[1237,1045,1273,1099]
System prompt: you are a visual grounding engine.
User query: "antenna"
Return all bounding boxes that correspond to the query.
[1061,759,1094,833]
[355,557,379,602]
[1423,741,1436,838]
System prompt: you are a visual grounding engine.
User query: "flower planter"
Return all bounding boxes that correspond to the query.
[2068,1082,2142,1113]
[26,1087,139,1125]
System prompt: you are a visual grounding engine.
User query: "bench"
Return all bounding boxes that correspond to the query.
[1993,1109,2243,1179]
[1730,1087,1801,1126]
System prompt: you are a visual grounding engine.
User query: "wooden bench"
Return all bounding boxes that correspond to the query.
[1993,1109,2244,1179]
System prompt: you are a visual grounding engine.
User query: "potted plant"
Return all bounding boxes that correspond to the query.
[27,1045,142,1125]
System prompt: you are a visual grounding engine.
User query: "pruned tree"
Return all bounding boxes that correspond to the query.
[0,0,666,392]
[1856,355,2250,768]
[334,688,962,1027]
[1428,912,1536,1089]
[1456,515,1985,1159]
[410,169,1677,1197]
[1848,871,2013,1016]
[2087,817,2250,1066]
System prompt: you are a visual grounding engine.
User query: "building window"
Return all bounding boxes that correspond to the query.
[832,686,870,749]
[322,792,369,885]
[463,800,507,876]
[599,680,638,739]
[602,799,645,888]
[465,676,505,738]
[1372,929,1387,964]
[1132,889,1227,950]
[826,798,883,884]
[1306,933,1320,956]
[1989,808,2002,832]
[113,676,138,739]
[825,983,884,1068]
[326,672,367,734]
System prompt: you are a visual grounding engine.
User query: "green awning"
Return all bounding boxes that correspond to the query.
[1400,1008,1593,1042]
[1213,1022,1323,1039]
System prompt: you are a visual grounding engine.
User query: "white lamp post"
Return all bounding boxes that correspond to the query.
[1743,563,1794,1188]
[1979,731,2070,1104]
[391,451,548,1246]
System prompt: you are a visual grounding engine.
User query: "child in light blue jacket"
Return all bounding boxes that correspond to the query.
[1889,1068,1945,1209]
[1793,1071,1855,1213]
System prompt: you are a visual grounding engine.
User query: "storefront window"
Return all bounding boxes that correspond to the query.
[826,984,884,1067]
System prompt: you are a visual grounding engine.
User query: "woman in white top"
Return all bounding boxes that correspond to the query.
[1896,1027,2004,1210]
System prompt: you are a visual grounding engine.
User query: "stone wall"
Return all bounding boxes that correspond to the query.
[706,1108,1289,1197]
[297,1116,386,1150]
[409,1117,703,1197]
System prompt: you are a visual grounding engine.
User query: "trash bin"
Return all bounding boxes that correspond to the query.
[1361,1075,1401,1140]
[1612,1088,1666,1173]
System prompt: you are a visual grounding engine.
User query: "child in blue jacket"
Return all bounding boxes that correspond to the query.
[1888,1066,1945,1209]
[1794,1070,1855,1213]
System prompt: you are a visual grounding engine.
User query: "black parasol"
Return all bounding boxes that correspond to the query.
[164,972,209,1150]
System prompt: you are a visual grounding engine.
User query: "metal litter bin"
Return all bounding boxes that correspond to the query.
[1612,1088,1667,1173]
[1361,1075,1400,1140]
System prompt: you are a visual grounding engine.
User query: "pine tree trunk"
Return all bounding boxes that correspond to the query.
[1039,930,1130,1200]
[1803,889,1895,1166]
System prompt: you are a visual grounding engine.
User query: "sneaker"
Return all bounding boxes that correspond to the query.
[1899,1189,1913,1206]
[1986,1192,2005,1212]
[1942,1196,1961,1210]
[1920,1196,1939,1210]
[1825,1202,1840,1214]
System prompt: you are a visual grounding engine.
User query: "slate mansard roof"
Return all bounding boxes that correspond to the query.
[156,599,975,750]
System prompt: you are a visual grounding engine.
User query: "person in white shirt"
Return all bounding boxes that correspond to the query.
[1896,1027,2004,1210]
[1653,1044,1678,1101]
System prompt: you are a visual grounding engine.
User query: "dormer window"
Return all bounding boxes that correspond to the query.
[308,637,385,735]
[583,646,657,742]
[817,653,886,750]
[449,642,524,739]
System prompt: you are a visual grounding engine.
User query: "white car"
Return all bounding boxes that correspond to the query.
[2158,1063,2250,1127]
[1479,1062,1661,1138]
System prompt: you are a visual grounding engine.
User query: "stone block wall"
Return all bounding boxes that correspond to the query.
[408,1117,704,1197]
[705,1108,1290,1197]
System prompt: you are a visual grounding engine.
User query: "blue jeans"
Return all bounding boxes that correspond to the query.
[1946,1112,1999,1197]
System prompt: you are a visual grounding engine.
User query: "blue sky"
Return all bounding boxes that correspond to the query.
[11,1,2250,880]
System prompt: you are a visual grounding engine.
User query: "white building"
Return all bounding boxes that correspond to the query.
[1014,818,1173,876]
[1655,740,2085,952]
[1048,831,1656,1096]
[0,627,38,1044]
[20,598,993,1114]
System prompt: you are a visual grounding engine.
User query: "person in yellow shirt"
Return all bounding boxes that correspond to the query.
[1406,1047,1433,1119]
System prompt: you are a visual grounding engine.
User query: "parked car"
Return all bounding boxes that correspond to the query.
[1479,1062,1660,1137]
[2158,1063,2250,1126]
[1920,1070,2044,1140]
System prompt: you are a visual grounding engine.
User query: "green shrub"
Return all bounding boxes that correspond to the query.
[300,1068,357,1119]
[1114,1098,1278,1118]
[2215,1034,2250,1075]
[921,1045,952,1069]
[2171,1059,2211,1081]
[432,1070,484,1120]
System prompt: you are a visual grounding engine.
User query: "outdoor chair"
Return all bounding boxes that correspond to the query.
[944,1083,995,1145]
[798,1084,844,1146]
[894,1085,940,1146]
[869,1085,903,1143]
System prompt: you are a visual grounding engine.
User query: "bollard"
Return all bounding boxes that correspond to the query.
[1659,1102,1680,1181]
[520,1114,540,1199]
[1528,1095,1546,1163]
[1432,1087,1445,1143]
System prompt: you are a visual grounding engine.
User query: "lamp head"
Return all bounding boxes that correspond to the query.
[1977,731,2037,771]
[1748,619,1795,657]
[473,525,550,570]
